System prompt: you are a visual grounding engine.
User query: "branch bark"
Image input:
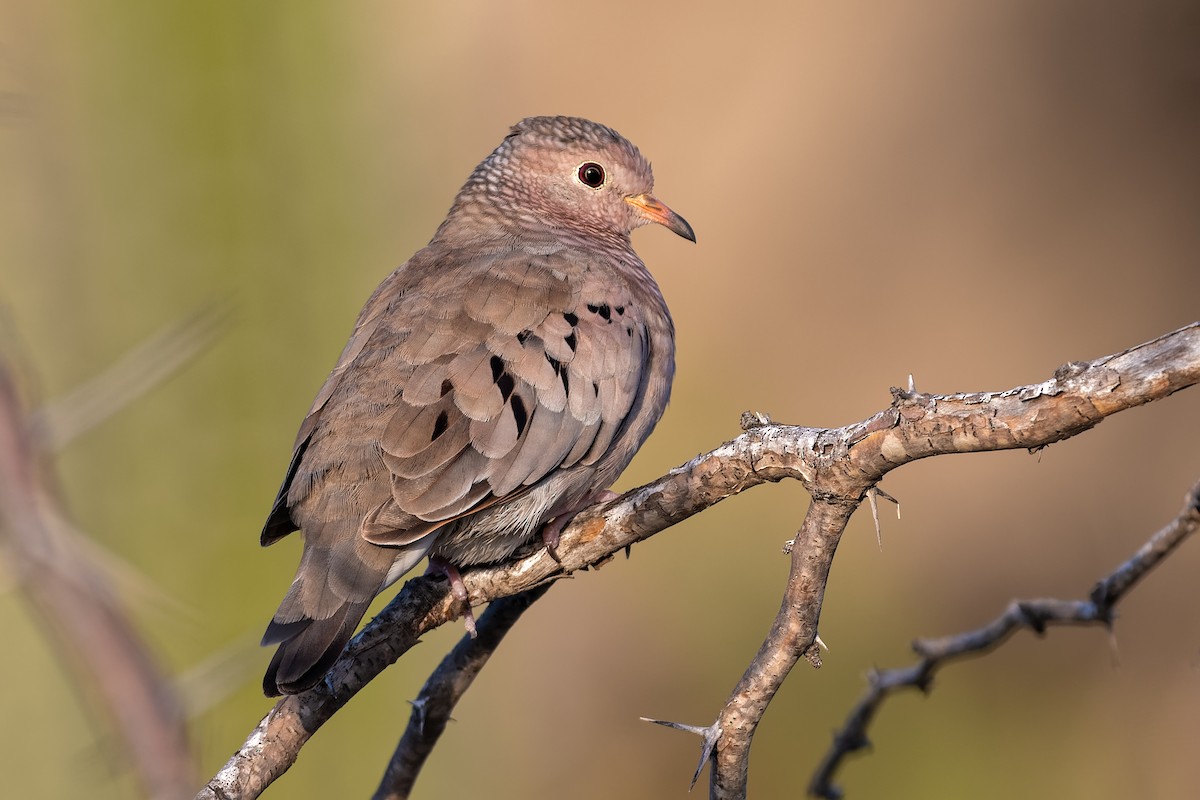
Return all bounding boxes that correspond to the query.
[198,321,1199,800]
[701,322,1200,798]
[371,584,553,800]
[808,478,1200,798]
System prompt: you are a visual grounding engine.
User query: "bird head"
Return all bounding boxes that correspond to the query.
[453,116,695,247]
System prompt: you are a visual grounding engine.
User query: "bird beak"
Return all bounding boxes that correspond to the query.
[626,193,696,243]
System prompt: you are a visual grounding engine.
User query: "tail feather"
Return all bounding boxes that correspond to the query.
[260,521,439,695]
[262,601,370,696]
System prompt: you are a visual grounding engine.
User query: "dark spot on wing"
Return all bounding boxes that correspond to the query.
[587,302,612,322]
[440,379,454,397]
[565,331,577,352]
[545,352,569,395]
[497,373,515,401]
[432,410,449,441]
[563,312,579,327]
[490,355,515,401]
[511,395,528,436]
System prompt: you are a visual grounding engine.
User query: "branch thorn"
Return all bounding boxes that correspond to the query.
[640,717,722,789]
[865,487,900,549]
[407,696,429,735]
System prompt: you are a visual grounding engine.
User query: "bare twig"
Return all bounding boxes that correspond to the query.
[32,305,228,450]
[808,478,1200,798]
[371,584,553,800]
[0,319,209,799]
[198,322,1200,800]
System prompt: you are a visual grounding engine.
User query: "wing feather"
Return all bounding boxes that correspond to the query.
[273,247,650,557]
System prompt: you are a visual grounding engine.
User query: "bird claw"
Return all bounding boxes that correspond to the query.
[540,488,621,559]
[427,556,478,638]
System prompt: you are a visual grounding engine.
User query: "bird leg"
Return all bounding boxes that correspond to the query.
[426,556,477,638]
[541,489,621,561]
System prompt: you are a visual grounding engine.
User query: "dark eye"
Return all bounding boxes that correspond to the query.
[577,162,605,188]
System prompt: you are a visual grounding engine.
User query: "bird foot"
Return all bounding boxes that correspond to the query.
[541,489,621,560]
[427,556,477,638]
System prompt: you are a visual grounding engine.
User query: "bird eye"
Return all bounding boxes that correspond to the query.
[577,162,606,188]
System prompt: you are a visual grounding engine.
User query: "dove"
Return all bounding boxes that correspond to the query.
[260,116,694,695]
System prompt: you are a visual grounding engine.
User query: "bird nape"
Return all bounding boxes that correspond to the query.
[259,116,694,696]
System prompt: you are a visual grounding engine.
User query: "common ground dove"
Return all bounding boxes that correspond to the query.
[260,116,693,695]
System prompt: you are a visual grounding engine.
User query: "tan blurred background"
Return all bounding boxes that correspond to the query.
[2,2,1199,798]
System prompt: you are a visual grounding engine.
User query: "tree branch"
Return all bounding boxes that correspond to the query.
[808,478,1200,798]
[0,318,206,800]
[371,584,553,800]
[198,321,1199,799]
[665,322,1200,798]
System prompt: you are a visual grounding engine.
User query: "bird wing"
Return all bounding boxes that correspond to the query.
[363,247,650,544]
[262,244,651,549]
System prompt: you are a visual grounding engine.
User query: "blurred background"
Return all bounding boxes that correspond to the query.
[2,1,1199,798]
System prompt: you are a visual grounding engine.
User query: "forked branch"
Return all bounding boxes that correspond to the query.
[198,322,1199,800]
[808,479,1200,798]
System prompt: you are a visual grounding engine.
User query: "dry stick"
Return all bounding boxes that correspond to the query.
[32,306,229,451]
[671,322,1200,799]
[0,332,202,800]
[197,322,1200,800]
[372,584,553,800]
[708,494,853,795]
[808,479,1200,799]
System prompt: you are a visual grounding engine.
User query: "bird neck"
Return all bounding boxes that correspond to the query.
[435,192,637,263]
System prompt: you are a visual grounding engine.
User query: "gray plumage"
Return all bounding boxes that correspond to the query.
[260,116,693,695]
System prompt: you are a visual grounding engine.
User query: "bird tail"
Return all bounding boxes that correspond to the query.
[261,601,371,696]
[260,522,437,696]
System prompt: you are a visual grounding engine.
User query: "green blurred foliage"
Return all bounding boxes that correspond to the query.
[2,2,1199,798]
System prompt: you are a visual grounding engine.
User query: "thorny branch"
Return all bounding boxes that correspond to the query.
[808,479,1200,799]
[371,584,553,800]
[198,322,1200,800]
